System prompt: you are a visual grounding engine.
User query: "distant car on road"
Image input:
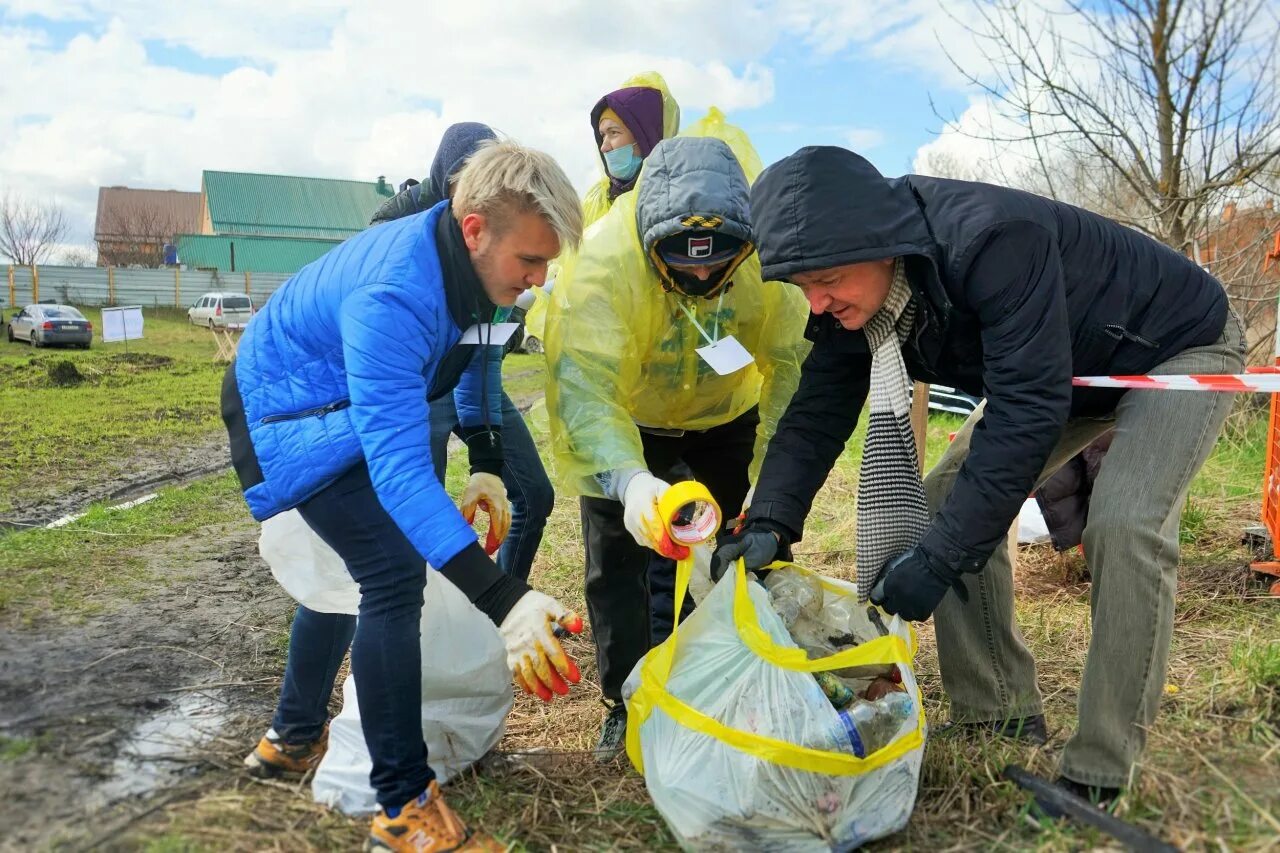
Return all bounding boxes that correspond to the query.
[188,292,254,329]
[6,304,92,349]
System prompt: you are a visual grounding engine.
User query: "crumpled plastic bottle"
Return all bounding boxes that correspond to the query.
[763,568,824,629]
[817,595,881,647]
[832,692,913,758]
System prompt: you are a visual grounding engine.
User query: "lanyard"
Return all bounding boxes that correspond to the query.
[676,289,727,346]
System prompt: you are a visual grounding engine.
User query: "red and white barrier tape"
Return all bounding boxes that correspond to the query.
[1073,368,1280,393]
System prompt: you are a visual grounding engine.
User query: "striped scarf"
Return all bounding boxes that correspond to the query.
[856,259,929,600]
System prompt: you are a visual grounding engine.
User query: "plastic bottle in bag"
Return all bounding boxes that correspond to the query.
[817,595,881,646]
[763,568,824,628]
[833,692,913,758]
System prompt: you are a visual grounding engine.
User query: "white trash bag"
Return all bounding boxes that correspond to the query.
[258,510,513,815]
[624,560,925,851]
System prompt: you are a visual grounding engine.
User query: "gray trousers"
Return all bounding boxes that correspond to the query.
[927,314,1244,786]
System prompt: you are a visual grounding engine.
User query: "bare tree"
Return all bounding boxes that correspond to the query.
[941,0,1280,253]
[0,192,69,266]
[59,246,96,267]
[96,206,182,268]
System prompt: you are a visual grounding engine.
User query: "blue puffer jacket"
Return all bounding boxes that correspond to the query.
[234,202,483,570]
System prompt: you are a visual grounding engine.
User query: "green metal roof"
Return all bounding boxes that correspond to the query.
[203,170,395,240]
[176,233,340,274]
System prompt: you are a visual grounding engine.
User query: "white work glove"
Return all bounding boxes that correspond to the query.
[459,472,511,555]
[622,472,689,559]
[499,590,584,701]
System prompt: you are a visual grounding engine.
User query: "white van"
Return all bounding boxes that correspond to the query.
[188,292,254,328]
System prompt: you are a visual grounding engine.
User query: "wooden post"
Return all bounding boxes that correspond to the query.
[107,266,115,305]
[175,267,181,307]
[31,264,39,303]
[910,382,930,474]
[244,270,251,295]
[7,265,13,308]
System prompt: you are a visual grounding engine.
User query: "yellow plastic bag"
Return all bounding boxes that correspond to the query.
[623,557,926,850]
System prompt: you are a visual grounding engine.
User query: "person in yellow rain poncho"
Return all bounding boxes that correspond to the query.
[582,70,682,225]
[523,72,680,348]
[544,125,810,762]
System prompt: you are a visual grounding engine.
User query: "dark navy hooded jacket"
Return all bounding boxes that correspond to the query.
[746,146,1228,570]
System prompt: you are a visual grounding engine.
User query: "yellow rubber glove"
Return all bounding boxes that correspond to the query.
[498,591,584,701]
[460,472,511,554]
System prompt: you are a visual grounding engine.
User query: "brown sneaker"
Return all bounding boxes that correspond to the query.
[366,781,506,852]
[243,725,328,779]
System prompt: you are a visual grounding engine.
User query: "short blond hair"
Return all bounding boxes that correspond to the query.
[452,139,583,252]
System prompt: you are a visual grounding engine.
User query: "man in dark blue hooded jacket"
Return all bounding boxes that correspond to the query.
[713,146,1243,813]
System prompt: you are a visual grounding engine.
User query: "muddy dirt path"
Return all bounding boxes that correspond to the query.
[1,431,232,532]
[0,520,293,850]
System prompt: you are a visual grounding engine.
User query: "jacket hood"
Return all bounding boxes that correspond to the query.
[429,122,497,200]
[636,136,754,250]
[635,136,754,297]
[750,146,935,281]
[591,71,681,199]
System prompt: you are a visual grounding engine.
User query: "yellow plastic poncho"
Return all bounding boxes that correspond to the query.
[526,71,682,344]
[544,114,811,499]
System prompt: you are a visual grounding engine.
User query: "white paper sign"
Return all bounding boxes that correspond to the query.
[101,306,144,342]
[696,335,754,376]
[459,322,519,346]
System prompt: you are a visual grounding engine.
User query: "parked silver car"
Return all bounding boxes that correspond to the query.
[188,292,254,329]
[6,303,93,349]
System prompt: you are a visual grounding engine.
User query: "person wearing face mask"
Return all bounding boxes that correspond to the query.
[543,122,811,763]
[584,71,682,226]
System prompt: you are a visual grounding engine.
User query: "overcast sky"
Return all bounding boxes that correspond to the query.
[1,1,1025,251]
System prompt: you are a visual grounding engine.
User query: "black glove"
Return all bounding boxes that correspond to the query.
[869,545,970,622]
[710,519,793,582]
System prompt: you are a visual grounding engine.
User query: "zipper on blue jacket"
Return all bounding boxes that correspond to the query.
[260,398,351,424]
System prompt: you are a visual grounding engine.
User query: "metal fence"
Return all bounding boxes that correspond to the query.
[4,265,293,312]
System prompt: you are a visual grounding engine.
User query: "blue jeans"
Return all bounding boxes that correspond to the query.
[272,462,433,811]
[429,390,553,582]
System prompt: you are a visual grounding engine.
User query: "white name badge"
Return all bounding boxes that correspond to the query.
[696,335,754,376]
[459,322,520,346]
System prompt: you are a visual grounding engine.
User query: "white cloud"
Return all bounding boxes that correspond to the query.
[0,2,789,246]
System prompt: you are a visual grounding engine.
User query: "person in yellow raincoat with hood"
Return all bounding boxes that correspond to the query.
[524,71,679,341]
[544,113,810,760]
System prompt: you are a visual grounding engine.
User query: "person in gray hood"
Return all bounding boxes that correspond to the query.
[543,134,810,762]
[712,145,1242,815]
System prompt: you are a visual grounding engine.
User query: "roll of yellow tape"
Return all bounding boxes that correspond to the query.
[658,481,722,546]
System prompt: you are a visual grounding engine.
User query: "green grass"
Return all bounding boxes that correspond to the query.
[0,472,246,624]
[0,306,230,514]
[142,835,211,853]
[0,734,47,761]
[0,309,556,516]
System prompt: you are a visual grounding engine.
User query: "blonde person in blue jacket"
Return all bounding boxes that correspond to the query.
[220,141,583,853]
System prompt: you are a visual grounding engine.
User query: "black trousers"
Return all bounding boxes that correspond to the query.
[582,407,759,702]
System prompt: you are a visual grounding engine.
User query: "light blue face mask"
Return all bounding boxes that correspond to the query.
[603,144,643,181]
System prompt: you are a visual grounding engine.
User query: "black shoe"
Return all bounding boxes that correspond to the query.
[1032,775,1122,820]
[594,703,628,764]
[937,714,1049,745]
